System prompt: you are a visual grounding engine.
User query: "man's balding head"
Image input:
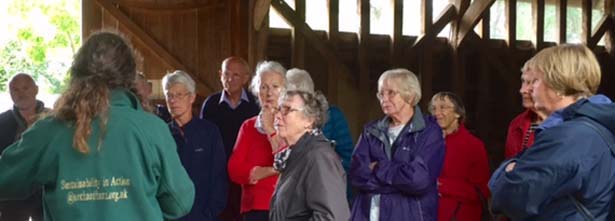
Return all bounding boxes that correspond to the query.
[220,56,251,95]
[9,73,38,110]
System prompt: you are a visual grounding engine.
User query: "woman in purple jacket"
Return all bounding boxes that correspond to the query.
[350,68,445,221]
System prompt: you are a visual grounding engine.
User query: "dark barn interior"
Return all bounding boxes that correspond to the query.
[82,0,615,166]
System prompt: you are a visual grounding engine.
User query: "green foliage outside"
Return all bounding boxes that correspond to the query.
[0,0,80,93]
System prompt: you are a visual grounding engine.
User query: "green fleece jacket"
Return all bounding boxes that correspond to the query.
[0,90,195,221]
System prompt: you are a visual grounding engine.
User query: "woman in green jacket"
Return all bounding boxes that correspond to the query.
[0,31,195,221]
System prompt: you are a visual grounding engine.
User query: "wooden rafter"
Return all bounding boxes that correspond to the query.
[412,4,457,49]
[455,0,496,47]
[270,0,356,86]
[94,0,215,95]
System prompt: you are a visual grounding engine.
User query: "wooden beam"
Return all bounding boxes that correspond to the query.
[588,15,612,47]
[422,0,433,34]
[481,6,491,39]
[270,0,356,86]
[533,0,545,49]
[109,0,224,10]
[556,0,567,44]
[506,0,517,48]
[94,0,215,95]
[582,0,592,44]
[413,4,457,49]
[391,0,404,66]
[292,0,306,68]
[327,0,340,103]
[82,0,102,38]
[358,0,371,133]
[606,0,615,53]
[456,0,496,47]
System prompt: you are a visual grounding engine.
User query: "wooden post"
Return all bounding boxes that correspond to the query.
[506,0,517,48]
[533,0,545,49]
[582,0,593,44]
[556,0,567,44]
[82,0,102,38]
[391,0,404,67]
[292,0,306,68]
[422,0,433,34]
[452,0,470,98]
[328,0,340,103]
[606,0,615,54]
[358,0,371,130]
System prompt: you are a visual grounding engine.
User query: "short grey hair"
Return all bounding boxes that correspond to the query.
[286,68,314,93]
[162,70,196,93]
[280,90,329,129]
[378,68,422,106]
[250,60,287,95]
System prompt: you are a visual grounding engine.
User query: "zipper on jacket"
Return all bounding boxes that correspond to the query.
[416,198,425,221]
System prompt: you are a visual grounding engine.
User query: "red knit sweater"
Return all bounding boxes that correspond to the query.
[228,117,278,213]
[438,124,491,221]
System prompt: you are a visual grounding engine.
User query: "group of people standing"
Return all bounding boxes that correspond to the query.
[1,31,615,221]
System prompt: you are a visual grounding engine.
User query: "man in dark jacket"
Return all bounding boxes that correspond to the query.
[0,73,47,221]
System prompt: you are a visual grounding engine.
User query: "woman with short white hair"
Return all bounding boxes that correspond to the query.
[228,61,287,221]
[350,68,445,221]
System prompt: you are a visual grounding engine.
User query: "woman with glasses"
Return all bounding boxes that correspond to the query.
[0,31,195,221]
[349,68,445,221]
[428,92,490,221]
[228,61,286,221]
[269,90,350,221]
[162,70,228,221]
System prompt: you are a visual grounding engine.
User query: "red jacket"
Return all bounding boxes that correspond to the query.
[438,124,490,221]
[505,109,537,159]
[228,117,278,213]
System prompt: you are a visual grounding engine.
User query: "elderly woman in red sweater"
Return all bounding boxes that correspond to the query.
[228,60,286,221]
[429,92,491,221]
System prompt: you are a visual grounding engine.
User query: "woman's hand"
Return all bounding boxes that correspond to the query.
[505,162,516,172]
[261,108,276,134]
[249,166,279,184]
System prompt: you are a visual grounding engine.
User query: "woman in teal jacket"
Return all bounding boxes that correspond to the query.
[0,31,195,221]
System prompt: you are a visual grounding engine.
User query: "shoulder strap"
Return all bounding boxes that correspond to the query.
[566,117,615,221]
[568,194,596,221]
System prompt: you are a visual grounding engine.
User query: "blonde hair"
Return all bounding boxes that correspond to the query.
[526,44,601,98]
[378,68,422,106]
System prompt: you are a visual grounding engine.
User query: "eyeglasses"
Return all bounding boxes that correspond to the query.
[376,89,399,100]
[222,71,247,79]
[165,92,191,100]
[276,105,302,116]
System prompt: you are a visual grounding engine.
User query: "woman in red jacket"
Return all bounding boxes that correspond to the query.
[228,60,287,221]
[429,92,491,221]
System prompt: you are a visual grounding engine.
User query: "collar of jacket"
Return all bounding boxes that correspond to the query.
[289,130,331,155]
[110,89,143,111]
[11,100,46,129]
[366,106,426,159]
